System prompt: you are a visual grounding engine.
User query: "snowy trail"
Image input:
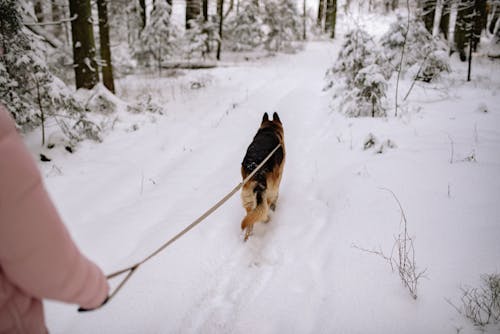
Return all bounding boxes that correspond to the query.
[42,41,500,334]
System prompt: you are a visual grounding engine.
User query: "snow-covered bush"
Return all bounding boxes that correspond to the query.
[224,1,265,51]
[351,63,388,117]
[183,17,218,60]
[326,28,388,117]
[380,15,450,82]
[263,0,302,52]
[0,0,100,143]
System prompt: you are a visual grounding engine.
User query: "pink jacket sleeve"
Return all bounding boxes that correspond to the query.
[0,106,109,309]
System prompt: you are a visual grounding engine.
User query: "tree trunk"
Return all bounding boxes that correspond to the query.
[34,1,44,23]
[330,0,337,39]
[317,0,325,28]
[440,0,450,39]
[489,4,499,34]
[391,0,399,10]
[203,0,209,21]
[139,0,146,30]
[97,0,115,93]
[303,0,306,40]
[454,0,474,61]
[325,0,332,33]
[217,0,223,60]
[422,0,436,33]
[69,0,99,89]
[472,0,486,51]
[186,0,201,29]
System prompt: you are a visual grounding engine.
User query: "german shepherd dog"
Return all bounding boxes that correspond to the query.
[241,112,285,241]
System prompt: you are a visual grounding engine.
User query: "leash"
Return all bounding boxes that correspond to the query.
[79,143,282,312]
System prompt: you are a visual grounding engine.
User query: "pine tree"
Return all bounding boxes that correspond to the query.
[225,0,264,51]
[381,14,450,82]
[263,0,301,52]
[326,28,388,117]
[136,0,177,74]
[0,0,100,142]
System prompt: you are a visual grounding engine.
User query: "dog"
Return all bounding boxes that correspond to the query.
[240,112,285,241]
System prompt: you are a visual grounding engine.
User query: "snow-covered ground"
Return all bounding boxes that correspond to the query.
[33,29,500,333]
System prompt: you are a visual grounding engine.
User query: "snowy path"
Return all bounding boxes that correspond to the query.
[42,41,500,333]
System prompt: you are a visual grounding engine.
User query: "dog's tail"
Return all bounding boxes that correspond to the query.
[241,182,269,241]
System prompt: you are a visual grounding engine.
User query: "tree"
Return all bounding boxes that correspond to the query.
[186,0,201,29]
[326,28,388,117]
[97,0,115,93]
[139,0,146,29]
[203,0,209,21]
[420,0,436,33]
[68,0,99,89]
[137,0,177,75]
[225,0,264,51]
[453,0,486,63]
[330,0,337,38]
[34,0,44,22]
[263,0,301,52]
[1,0,100,143]
[440,0,450,39]
[317,0,325,29]
[217,0,224,60]
[325,0,332,33]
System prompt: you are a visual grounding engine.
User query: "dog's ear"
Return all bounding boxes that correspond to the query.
[261,113,269,124]
[272,112,281,124]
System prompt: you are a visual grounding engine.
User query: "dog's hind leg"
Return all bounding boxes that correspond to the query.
[241,194,269,241]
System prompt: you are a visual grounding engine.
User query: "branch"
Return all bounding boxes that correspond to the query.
[23,15,77,27]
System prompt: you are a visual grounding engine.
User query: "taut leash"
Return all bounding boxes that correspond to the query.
[79,143,281,312]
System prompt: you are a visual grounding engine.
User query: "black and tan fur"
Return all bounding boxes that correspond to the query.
[241,112,285,241]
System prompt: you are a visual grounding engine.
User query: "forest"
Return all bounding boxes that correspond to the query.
[1,0,499,333]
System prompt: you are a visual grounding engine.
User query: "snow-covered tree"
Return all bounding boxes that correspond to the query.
[380,15,450,82]
[326,28,388,117]
[183,16,219,60]
[225,0,265,51]
[263,0,302,52]
[0,0,100,143]
[134,1,178,73]
[68,0,99,89]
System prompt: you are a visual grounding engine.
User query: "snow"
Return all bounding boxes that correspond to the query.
[28,27,500,334]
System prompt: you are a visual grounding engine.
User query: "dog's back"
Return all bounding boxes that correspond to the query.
[241,112,285,241]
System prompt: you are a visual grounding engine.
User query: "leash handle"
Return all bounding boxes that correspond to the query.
[77,264,138,312]
[77,143,282,312]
